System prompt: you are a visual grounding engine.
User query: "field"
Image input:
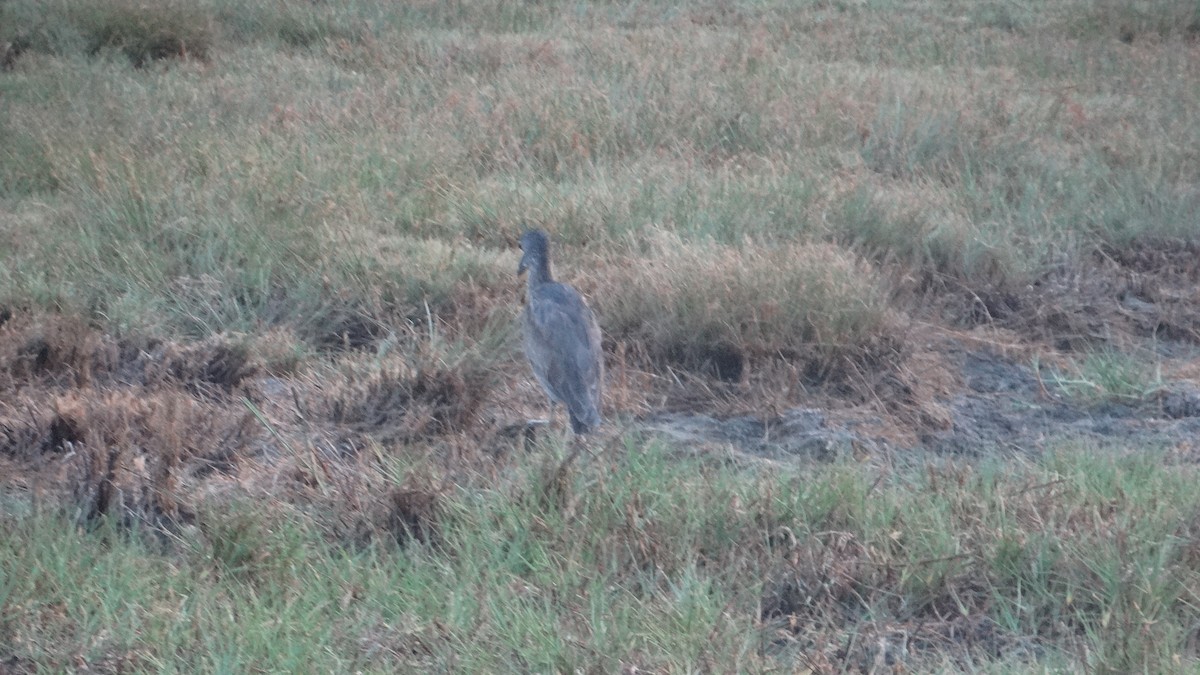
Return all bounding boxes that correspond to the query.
[2,0,1200,671]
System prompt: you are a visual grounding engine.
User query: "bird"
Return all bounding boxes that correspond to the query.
[517,229,604,435]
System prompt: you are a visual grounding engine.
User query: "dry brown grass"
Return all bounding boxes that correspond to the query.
[319,364,490,448]
[0,312,258,395]
[0,313,265,540]
[0,310,485,553]
[597,232,898,382]
[57,390,247,533]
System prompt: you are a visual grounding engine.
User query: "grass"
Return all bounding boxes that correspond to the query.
[0,0,1198,671]
[3,443,1200,671]
[2,0,1196,352]
[598,232,894,378]
[1050,347,1166,404]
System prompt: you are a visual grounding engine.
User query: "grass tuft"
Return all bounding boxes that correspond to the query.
[324,364,489,445]
[214,1,364,49]
[1072,0,1200,41]
[55,390,212,535]
[71,0,212,67]
[0,124,59,198]
[600,233,895,379]
[1051,347,1165,404]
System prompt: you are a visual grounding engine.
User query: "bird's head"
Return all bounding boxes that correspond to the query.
[517,229,550,278]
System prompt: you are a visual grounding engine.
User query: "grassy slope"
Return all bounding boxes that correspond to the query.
[1,0,1199,671]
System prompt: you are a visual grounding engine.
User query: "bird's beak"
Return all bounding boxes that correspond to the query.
[517,253,528,277]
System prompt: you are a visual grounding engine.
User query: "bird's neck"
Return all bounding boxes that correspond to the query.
[525,259,553,287]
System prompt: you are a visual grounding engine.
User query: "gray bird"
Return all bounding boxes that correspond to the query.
[517,229,604,435]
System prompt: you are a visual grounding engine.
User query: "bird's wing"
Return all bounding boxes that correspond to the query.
[527,284,603,382]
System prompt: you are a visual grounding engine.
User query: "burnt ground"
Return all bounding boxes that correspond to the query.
[644,337,1200,463]
[0,240,1199,526]
[642,240,1200,462]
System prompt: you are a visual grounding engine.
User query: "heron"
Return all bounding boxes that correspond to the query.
[517,229,604,435]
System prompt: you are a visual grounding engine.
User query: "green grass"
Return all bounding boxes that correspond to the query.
[2,0,1196,354]
[1050,347,1166,404]
[3,442,1199,671]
